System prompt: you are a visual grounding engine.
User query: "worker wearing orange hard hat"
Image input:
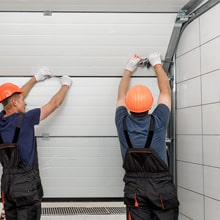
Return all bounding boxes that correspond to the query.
[0,68,72,220]
[0,83,24,103]
[125,84,154,113]
[115,52,179,220]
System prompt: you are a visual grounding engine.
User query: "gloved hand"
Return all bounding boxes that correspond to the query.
[125,54,141,72]
[148,52,162,67]
[35,67,52,81]
[61,75,72,87]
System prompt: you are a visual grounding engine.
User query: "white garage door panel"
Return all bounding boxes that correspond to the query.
[0,12,176,77]
[38,138,120,158]
[38,125,116,136]
[0,76,158,197]
[41,174,124,197]
[0,77,159,137]
[42,178,123,197]
[43,178,123,197]
[37,137,124,197]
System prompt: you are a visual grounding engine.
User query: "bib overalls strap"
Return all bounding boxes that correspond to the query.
[0,113,24,170]
[122,115,168,174]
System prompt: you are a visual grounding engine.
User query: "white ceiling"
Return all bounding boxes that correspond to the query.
[0,0,190,13]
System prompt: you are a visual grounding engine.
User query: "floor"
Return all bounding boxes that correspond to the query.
[41,202,125,220]
[41,215,125,220]
[1,202,126,220]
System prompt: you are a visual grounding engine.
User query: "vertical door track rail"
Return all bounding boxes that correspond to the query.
[163,0,220,184]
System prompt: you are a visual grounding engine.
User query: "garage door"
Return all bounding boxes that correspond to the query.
[0,12,175,198]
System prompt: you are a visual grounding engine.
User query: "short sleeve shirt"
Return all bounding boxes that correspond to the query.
[0,108,41,166]
[115,104,170,165]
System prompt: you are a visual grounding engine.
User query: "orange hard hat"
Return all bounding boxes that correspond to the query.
[125,84,154,113]
[0,83,24,103]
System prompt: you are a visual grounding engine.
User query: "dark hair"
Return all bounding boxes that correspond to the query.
[130,111,149,117]
[2,92,21,107]
[2,98,9,107]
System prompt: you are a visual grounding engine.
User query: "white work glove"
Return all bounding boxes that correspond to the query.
[61,75,72,87]
[125,54,141,72]
[148,52,162,67]
[35,67,52,81]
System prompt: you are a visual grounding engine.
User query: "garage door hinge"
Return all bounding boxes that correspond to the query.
[43,10,52,16]
[42,132,50,140]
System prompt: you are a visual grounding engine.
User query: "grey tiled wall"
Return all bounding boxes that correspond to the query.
[176,3,220,220]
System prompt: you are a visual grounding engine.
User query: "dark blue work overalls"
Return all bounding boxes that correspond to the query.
[0,113,43,220]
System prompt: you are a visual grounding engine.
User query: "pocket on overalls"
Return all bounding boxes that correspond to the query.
[124,192,139,207]
[148,175,179,210]
[159,189,179,210]
[9,172,39,206]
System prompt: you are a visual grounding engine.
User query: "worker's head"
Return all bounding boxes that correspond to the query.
[0,83,24,107]
[125,84,154,114]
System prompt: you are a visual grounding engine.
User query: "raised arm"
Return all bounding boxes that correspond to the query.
[116,54,141,108]
[40,76,72,121]
[148,52,171,110]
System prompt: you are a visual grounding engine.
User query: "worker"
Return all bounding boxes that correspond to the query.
[0,68,72,220]
[115,52,179,219]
